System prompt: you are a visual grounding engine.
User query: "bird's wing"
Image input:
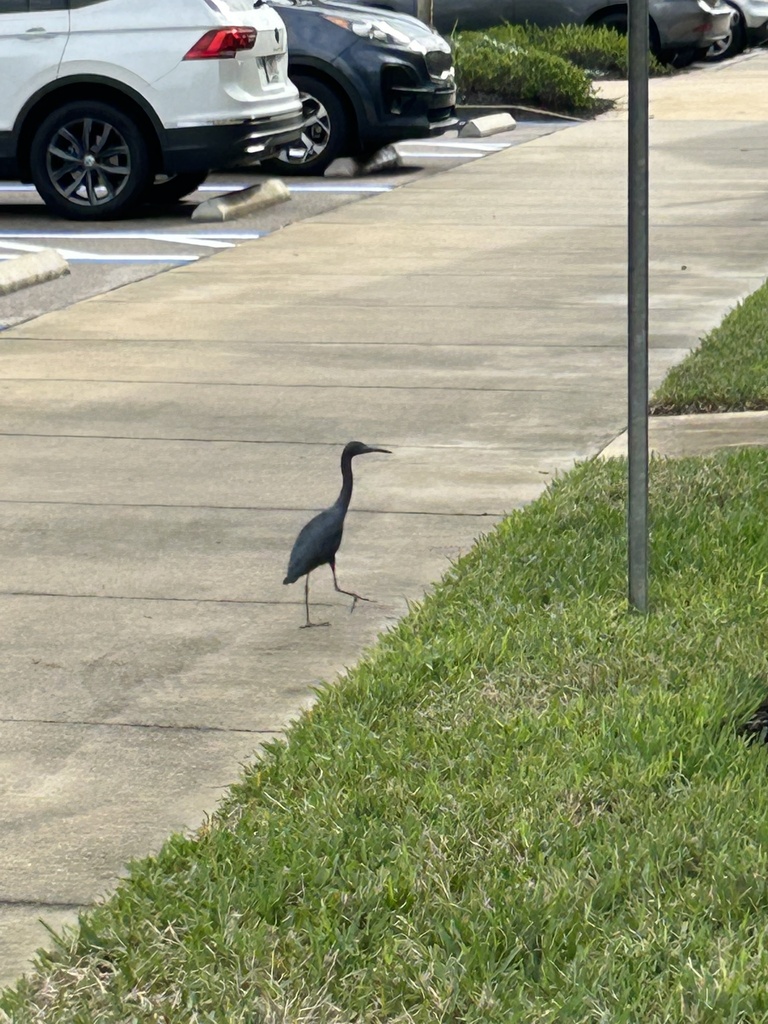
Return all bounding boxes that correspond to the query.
[285,506,344,583]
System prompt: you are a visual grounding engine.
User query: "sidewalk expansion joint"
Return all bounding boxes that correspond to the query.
[0,898,88,911]
[0,431,546,446]
[0,716,278,736]
[0,590,338,607]
[0,499,500,518]
[0,432,574,458]
[0,339,628,350]
[0,376,599,395]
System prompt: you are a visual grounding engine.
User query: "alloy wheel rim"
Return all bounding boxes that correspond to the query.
[706,30,733,57]
[46,117,131,207]
[279,93,331,165]
[706,6,738,57]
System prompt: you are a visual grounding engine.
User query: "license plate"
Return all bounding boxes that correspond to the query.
[262,55,281,84]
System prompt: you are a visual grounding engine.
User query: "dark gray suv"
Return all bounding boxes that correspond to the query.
[264,0,457,175]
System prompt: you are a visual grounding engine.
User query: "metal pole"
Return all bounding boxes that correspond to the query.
[418,0,434,25]
[627,0,650,612]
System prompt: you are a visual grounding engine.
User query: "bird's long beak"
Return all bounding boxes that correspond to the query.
[364,446,391,455]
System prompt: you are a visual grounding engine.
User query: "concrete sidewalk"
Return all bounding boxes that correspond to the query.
[601,411,768,459]
[2,53,768,989]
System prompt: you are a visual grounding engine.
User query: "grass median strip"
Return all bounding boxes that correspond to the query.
[651,280,768,414]
[3,449,768,1023]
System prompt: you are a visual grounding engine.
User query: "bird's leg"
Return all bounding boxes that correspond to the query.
[300,573,329,629]
[331,562,371,614]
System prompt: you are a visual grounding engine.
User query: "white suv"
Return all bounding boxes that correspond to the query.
[0,0,303,220]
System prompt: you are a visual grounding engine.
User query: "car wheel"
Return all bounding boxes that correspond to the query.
[594,12,664,58]
[702,2,746,60]
[261,76,351,177]
[30,101,152,221]
[595,10,628,33]
[669,46,697,67]
[147,172,209,205]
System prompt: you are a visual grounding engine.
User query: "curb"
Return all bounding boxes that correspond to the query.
[459,113,516,138]
[326,146,402,178]
[362,145,401,174]
[598,411,768,461]
[0,248,69,297]
[457,103,585,124]
[191,178,291,223]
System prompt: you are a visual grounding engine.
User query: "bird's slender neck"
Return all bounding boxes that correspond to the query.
[336,451,354,512]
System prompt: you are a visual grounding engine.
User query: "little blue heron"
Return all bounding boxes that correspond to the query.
[284,440,391,628]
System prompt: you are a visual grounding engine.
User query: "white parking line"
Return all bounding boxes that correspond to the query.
[397,152,486,160]
[198,183,394,193]
[0,231,255,249]
[0,230,265,237]
[399,140,510,150]
[0,242,199,263]
[0,252,198,263]
[0,228,277,264]
[0,240,97,260]
[0,182,394,196]
[62,254,199,263]
[291,183,394,192]
[0,240,200,263]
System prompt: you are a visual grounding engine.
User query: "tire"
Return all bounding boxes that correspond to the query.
[702,2,746,60]
[594,12,663,58]
[669,46,697,67]
[29,100,152,221]
[260,76,351,177]
[147,171,209,205]
[595,10,628,34]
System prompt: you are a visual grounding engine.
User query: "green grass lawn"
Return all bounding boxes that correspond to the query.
[651,281,768,414]
[3,450,768,1024]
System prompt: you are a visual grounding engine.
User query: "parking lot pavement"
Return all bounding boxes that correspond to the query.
[0,120,569,330]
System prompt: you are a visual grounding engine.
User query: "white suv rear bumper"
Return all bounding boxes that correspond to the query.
[159,107,305,172]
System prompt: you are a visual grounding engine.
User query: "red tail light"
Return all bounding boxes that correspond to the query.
[183,27,257,60]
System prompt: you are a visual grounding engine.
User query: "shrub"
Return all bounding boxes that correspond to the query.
[471,22,671,78]
[453,32,598,113]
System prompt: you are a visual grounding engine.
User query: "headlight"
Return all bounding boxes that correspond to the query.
[320,13,427,51]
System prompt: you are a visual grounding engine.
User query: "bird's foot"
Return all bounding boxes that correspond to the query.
[301,620,330,629]
[332,581,373,614]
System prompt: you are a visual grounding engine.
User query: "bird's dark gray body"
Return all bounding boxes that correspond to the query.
[283,440,390,627]
[284,506,344,584]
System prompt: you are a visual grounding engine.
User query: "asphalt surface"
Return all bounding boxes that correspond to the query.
[0,121,570,330]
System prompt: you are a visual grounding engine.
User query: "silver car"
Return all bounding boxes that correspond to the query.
[704,0,768,58]
[364,0,733,61]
